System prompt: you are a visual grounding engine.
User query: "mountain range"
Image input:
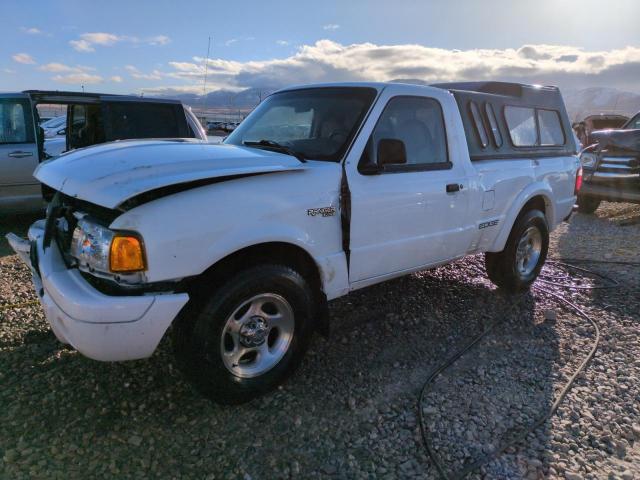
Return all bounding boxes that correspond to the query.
[166,85,640,122]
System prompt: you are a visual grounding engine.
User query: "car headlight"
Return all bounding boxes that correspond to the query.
[71,219,146,274]
[580,152,597,168]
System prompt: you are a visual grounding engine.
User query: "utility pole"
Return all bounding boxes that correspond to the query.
[202,36,212,117]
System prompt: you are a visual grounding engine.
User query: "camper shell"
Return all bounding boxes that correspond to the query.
[433,81,576,161]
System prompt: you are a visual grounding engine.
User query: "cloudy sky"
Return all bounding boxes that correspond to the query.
[2,0,640,95]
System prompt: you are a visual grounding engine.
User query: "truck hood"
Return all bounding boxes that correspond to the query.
[35,139,305,209]
[590,128,640,152]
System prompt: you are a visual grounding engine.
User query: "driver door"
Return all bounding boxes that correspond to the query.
[346,88,473,287]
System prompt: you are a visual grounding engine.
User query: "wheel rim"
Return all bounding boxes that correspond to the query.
[220,293,295,378]
[515,225,542,277]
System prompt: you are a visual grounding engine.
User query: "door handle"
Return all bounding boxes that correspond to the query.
[8,151,34,158]
[446,183,461,193]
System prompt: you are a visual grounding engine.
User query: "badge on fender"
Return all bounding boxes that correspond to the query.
[479,219,499,229]
[307,207,336,217]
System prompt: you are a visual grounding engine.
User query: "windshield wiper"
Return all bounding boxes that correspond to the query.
[243,140,307,163]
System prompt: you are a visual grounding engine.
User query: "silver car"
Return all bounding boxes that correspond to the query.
[0,90,207,213]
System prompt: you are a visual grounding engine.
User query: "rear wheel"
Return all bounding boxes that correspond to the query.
[485,209,549,292]
[173,264,315,404]
[577,195,601,214]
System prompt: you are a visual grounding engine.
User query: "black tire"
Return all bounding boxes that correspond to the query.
[173,264,316,404]
[485,209,549,292]
[577,195,601,214]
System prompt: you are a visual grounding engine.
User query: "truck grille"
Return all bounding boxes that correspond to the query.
[592,154,640,180]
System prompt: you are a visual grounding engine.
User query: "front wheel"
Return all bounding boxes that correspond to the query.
[485,209,549,292]
[173,264,316,404]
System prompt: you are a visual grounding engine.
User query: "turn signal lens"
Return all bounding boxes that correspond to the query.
[110,236,146,272]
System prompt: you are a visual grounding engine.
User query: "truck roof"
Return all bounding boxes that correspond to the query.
[276,81,560,96]
[22,90,183,105]
[432,81,558,96]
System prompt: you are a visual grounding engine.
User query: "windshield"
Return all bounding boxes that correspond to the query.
[225,87,377,162]
[624,113,640,130]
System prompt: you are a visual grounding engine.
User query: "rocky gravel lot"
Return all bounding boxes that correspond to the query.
[1,202,639,479]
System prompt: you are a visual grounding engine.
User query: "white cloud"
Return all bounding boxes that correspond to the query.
[110,75,123,83]
[38,62,103,84]
[70,32,119,52]
[132,41,640,96]
[147,35,171,46]
[70,32,171,52]
[81,32,120,45]
[125,65,163,80]
[39,62,95,73]
[276,40,290,46]
[20,27,43,35]
[323,24,340,30]
[70,39,95,52]
[52,73,103,84]
[3,68,16,74]
[12,53,36,64]
[225,38,238,47]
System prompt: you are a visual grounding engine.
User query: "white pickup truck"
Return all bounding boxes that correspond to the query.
[9,81,580,404]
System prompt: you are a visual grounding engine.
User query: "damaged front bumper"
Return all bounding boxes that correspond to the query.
[6,222,189,361]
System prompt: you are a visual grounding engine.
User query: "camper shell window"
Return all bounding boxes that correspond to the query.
[485,103,503,147]
[537,109,565,146]
[469,101,488,148]
[505,106,537,147]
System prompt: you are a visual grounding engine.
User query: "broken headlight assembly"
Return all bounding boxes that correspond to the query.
[580,152,597,169]
[71,218,146,274]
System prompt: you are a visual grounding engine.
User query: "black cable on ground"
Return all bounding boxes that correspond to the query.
[418,259,632,480]
[537,261,620,290]
[549,257,640,266]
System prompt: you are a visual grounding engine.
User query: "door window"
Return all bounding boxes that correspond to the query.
[364,96,449,170]
[0,100,34,144]
[105,103,186,139]
[69,104,104,148]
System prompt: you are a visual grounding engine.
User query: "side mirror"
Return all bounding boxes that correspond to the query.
[377,138,407,167]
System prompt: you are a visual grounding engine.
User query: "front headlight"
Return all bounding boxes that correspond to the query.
[71,219,113,272]
[580,152,597,168]
[70,219,146,274]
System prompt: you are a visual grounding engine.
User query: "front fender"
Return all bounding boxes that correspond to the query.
[489,182,555,252]
[198,223,348,300]
[110,165,347,298]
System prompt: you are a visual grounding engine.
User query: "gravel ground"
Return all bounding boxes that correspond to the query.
[1,202,639,479]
